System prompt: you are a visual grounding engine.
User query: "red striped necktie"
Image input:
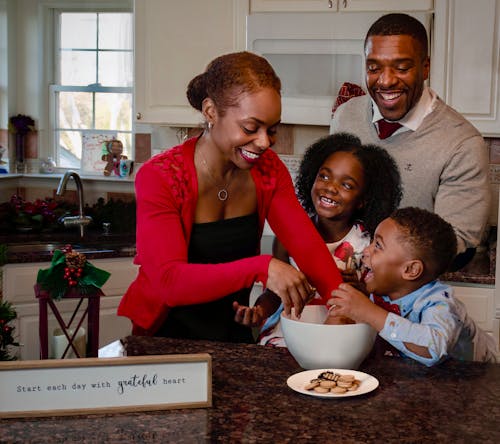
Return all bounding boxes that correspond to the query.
[377,119,402,139]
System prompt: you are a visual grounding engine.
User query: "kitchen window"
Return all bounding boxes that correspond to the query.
[49,9,133,169]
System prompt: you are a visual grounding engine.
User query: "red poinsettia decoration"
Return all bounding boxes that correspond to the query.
[0,300,18,361]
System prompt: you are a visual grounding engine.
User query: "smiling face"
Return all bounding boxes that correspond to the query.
[109,140,123,156]
[208,87,281,169]
[365,34,430,121]
[311,151,365,224]
[362,217,416,299]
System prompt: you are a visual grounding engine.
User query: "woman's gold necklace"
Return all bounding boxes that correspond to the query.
[199,151,235,201]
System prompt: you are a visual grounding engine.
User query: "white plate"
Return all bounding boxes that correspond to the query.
[287,368,379,398]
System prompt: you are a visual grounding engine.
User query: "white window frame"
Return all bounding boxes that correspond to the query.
[39,0,133,170]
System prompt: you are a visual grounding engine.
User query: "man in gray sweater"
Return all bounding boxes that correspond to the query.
[330,13,490,270]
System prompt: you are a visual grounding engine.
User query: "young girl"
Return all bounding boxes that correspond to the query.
[234,132,402,346]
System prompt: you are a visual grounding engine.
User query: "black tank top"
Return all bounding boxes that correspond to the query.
[156,213,260,343]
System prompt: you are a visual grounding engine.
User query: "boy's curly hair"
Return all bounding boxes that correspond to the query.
[391,207,457,278]
[296,132,402,236]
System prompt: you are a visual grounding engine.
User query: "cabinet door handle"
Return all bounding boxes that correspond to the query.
[343,0,347,8]
[136,112,142,120]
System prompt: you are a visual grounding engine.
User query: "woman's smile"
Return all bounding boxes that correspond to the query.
[239,146,261,164]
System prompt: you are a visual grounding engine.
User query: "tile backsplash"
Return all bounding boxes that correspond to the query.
[143,122,500,183]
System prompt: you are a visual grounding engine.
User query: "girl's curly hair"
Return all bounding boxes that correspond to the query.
[296,132,402,236]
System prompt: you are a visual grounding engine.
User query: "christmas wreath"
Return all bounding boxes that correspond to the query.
[0,300,18,361]
[36,245,111,300]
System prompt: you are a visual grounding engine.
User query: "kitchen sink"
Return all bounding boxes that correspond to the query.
[6,242,127,255]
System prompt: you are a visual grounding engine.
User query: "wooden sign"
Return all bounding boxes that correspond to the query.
[0,354,211,418]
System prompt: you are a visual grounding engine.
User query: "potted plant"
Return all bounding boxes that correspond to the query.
[0,300,19,361]
[8,114,36,173]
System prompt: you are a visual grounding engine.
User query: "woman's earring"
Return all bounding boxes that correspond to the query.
[208,122,213,130]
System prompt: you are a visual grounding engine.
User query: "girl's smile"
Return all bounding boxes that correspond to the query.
[311,151,365,222]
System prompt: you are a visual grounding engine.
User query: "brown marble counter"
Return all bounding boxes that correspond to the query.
[441,248,495,286]
[1,336,499,443]
[2,227,496,286]
[1,232,136,263]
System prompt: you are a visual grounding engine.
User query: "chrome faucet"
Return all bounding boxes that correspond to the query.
[56,170,92,238]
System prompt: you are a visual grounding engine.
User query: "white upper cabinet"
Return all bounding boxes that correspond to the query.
[431,0,500,136]
[339,0,433,11]
[250,0,433,12]
[247,10,432,125]
[134,0,248,125]
[251,0,339,11]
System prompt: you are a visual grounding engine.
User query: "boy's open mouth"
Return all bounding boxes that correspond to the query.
[360,263,372,282]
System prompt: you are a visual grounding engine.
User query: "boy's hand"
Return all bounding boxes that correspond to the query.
[323,314,356,325]
[328,283,388,331]
[233,302,266,327]
[328,283,375,323]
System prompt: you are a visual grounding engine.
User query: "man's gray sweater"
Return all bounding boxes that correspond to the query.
[330,94,491,252]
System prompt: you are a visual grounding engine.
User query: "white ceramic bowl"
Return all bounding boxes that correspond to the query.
[281,305,377,370]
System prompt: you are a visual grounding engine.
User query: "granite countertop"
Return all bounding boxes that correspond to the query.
[441,247,496,286]
[2,226,496,286]
[1,232,137,263]
[1,336,498,443]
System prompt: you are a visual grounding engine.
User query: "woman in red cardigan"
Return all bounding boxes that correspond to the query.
[118,51,342,341]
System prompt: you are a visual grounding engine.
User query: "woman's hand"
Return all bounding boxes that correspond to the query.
[233,302,265,327]
[266,258,315,317]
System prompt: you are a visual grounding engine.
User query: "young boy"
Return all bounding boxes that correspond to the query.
[328,207,497,366]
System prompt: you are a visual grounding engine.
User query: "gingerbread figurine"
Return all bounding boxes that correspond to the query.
[102,139,127,176]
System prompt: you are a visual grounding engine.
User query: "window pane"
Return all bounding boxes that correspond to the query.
[54,10,133,169]
[58,92,92,129]
[60,13,96,49]
[99,13,132,50]
[98,51,133,87]
[58,130,83,168]
[117,132,132,158]
[95,92,132,131]
[61,51,96,85]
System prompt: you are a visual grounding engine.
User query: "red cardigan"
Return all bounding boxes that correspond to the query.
[118,137,342,333]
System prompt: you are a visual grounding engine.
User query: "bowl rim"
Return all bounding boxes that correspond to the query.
[280,308,375,330]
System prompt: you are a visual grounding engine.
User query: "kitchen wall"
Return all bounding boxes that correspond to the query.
[2,0,499,228]
[136,122,500,227]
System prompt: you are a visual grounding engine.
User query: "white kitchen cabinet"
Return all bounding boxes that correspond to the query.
[247,10,432,125]
[339,0,433,11]
[2,257,138,360]
[251,0,339,11]
[250,0,433,12]
[445,283,499,342]
[431,0,500,136]
[134,0,248,126]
